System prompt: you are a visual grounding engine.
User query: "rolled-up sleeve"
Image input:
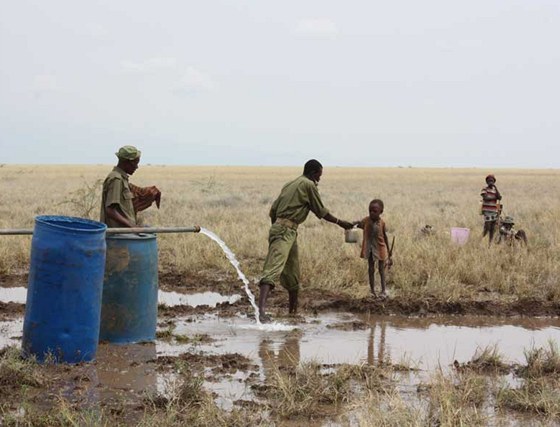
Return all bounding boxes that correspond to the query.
[105,178,123,208]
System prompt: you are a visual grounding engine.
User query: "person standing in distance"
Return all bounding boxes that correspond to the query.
[100,145,161,228]
[480,174,502,245]
[258,159,353,322]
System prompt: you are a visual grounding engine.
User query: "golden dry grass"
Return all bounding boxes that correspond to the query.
[0,165,559,303]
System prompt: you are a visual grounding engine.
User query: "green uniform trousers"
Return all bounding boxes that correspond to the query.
[260,224,300,292]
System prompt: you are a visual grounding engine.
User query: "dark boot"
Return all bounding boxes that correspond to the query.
[258,282,272,322]
[288,290,299,314]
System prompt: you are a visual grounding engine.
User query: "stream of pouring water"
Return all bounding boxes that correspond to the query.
[199,228,261,324]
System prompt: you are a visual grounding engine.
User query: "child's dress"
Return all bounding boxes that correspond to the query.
[359,217,388,261]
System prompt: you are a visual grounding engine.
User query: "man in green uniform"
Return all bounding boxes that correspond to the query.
[100,145,160,228]
[258,159,353,322]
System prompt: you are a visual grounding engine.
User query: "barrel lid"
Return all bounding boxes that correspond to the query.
[35,215,106,233]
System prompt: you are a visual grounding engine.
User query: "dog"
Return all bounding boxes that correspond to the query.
[420,224,434,236]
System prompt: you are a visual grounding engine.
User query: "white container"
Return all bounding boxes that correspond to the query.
[345,228,359,243]
[450,227,470,245]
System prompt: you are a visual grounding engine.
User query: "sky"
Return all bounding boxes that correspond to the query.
[0,0,559,168]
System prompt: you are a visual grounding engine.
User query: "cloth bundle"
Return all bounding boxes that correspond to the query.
[129,183,161,213]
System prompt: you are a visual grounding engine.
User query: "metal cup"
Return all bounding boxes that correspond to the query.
[345,228,359,243]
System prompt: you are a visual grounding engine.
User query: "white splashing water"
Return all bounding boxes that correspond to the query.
[199,228,261,324]
[238,322,296,332]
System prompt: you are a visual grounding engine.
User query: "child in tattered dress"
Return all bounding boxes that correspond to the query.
[354,199,393,297]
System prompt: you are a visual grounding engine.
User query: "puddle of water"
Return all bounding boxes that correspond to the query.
[204,370,255,411]
[0,318,23,347]
[199,228,261,324]
[0,286,242,310]
[353,314,560,369]
[2,310,560,422]
[0,313,560,425]
[0,287,26,304]
[2,305,559,370]
[158,291,241,308]
[163,313,560,371]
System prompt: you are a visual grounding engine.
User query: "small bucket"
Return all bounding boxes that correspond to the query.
[451,227,470,245]
[345,228,359,244]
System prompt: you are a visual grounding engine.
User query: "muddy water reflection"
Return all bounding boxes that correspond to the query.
[259,330,302,380]
[356,314,560,368]
[2,307,560,419]
[169,313,560,370]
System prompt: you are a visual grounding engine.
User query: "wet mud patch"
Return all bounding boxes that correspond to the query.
[327,320,369,331]
[300,288,560,317]
[159,270,243,296]
[0,346,151,426]
[156,352,259,375]
[0,302,24,320]
[158,298,245,318]
[0,271,28,288]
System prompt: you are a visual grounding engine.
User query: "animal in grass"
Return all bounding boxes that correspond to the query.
[496,216,528,246]
[480,174,502,246]
[419,224,435,236]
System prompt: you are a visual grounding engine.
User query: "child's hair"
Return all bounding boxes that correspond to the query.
[369,199,384,212]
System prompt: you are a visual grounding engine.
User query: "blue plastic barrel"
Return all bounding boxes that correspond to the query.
[22,216,107,363]
[100,234,158,344]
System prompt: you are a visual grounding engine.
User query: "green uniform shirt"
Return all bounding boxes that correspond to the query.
[269,175,329,225]
[100,167,137,227]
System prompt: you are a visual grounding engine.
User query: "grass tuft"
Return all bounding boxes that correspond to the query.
[456,344,510,374]
[424,370,488,426]
[0,346,43,390]
[517,340,560,378]
[497,378,560,418]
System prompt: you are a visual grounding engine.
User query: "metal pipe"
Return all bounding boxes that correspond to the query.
[0,229,33,235]
[107,226,201,234]
[0,226,201,236]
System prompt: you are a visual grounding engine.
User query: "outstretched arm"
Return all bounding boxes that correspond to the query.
[323,213,353,230]
[352,220,364,229]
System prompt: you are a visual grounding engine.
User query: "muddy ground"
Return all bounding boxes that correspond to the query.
[2,269,560,320]
[1,269,560,426]
[157,270,560,318]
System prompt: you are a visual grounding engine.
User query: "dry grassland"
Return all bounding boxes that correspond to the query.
[0,165,559,304]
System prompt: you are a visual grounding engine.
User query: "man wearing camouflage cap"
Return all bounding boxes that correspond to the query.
[100,145,161,227]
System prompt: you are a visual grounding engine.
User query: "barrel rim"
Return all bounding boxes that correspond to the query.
[35,215,107,233]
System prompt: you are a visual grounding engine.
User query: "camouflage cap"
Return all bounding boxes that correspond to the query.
[502,216,515,224]
[115,145,141,160]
